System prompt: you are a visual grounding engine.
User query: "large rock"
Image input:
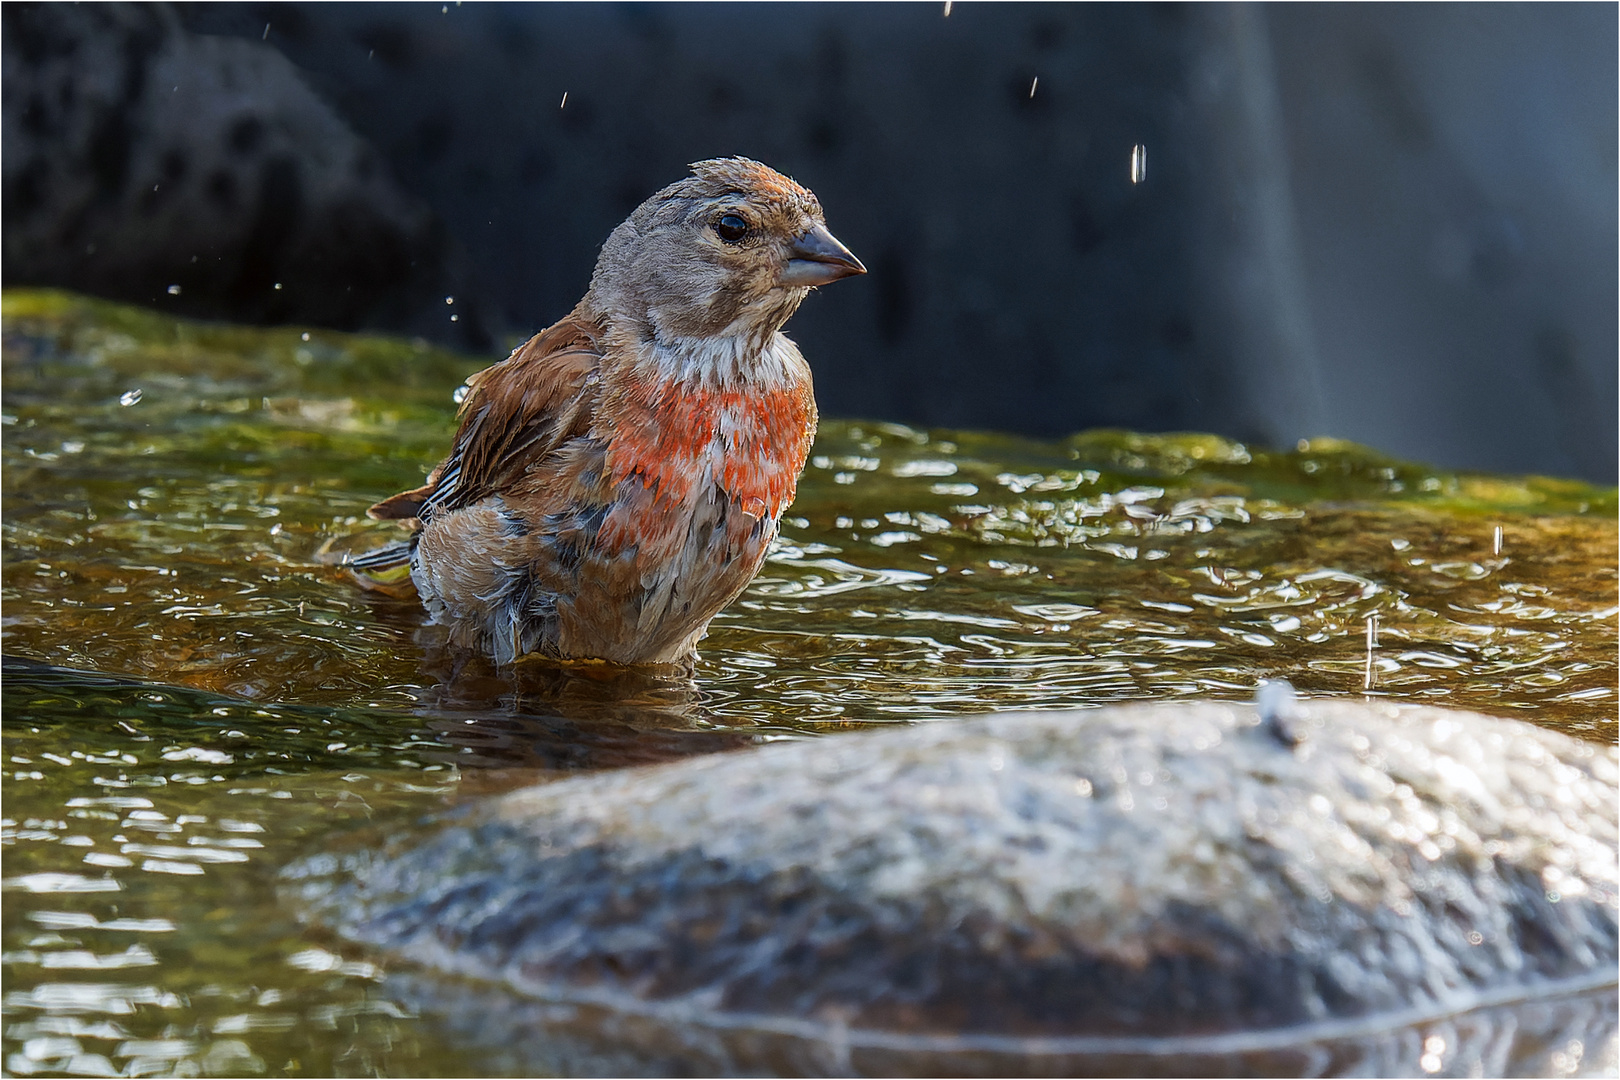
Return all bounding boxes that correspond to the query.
[285,699,1617,1076]
[1,2,487,346]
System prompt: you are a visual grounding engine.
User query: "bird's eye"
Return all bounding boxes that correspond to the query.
[715,214,749,243]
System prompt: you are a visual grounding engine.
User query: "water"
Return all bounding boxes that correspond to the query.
[3,289,1615,1076]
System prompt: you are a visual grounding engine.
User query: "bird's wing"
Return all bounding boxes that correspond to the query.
[369,310,605,523]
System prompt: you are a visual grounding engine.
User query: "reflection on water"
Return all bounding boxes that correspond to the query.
[3,290,1615,1076]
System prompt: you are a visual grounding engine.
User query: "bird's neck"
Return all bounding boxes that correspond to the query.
[593,305,811,396]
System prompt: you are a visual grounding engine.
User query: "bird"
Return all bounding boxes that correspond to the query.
[351,157,865,668]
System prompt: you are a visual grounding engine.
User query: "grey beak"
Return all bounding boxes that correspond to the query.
[780,223,867,287]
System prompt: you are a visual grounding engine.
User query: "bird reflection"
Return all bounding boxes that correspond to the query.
[403,618,760,788]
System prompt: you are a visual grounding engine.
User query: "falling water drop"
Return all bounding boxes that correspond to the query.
[1131,144,1147,184]
[453,385,471,404]
[119,389,143,407]
[1362,614,1380,691]
[166,284,182,296]
[943,0,952,14]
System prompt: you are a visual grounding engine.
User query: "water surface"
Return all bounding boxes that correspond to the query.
[4,290,1614,1076]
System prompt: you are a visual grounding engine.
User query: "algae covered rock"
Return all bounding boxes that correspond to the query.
[285,699,1617,1076]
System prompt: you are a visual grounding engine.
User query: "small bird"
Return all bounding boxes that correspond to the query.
[354,157,865,667]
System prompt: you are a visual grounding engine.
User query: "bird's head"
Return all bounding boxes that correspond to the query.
[588,157,865,347]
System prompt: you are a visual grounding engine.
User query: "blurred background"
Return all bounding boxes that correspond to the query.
[4,1,1614,482]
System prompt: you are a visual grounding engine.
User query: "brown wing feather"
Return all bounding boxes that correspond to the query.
[369,308,605,522]
[367,482,435,521]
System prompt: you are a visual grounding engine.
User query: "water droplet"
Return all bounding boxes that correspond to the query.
[166,284,181,296]
[943,0,952,14]
[1029,76,1038,98]
[445,296,455,305]
[300,332,310,342]
[1130,144,1147,184]
[1363,614,1380,690]
[452,385,471,404]
[119,389,143,407]
[273,282,283,290]
[560,91,569,109]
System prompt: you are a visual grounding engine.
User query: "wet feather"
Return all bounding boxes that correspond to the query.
[362,157,859,665]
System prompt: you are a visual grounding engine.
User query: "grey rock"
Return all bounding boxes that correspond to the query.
[285,700,1618,1076]
[1,2,485,346]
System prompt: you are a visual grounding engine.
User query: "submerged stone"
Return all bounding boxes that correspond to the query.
[288,699,1617,1076]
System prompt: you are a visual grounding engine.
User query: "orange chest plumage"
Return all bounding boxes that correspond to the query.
[595,380,817,553]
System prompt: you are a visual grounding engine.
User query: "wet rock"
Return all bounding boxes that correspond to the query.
[1,2,485,346]
[284,700,1618,1076]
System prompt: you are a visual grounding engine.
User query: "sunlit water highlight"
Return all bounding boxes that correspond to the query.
[3,290,1615,1076]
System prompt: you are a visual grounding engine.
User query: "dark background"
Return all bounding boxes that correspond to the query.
[5,2,1615,481]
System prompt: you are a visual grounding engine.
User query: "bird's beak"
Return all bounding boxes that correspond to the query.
[780,223,867,287]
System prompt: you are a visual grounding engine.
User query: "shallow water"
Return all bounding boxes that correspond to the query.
[3,289,1615,1077]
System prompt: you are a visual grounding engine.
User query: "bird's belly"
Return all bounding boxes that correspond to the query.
[553,392,812,664]
[411,489,775,667]
[419,385,813,666]
[553,482,779,665]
